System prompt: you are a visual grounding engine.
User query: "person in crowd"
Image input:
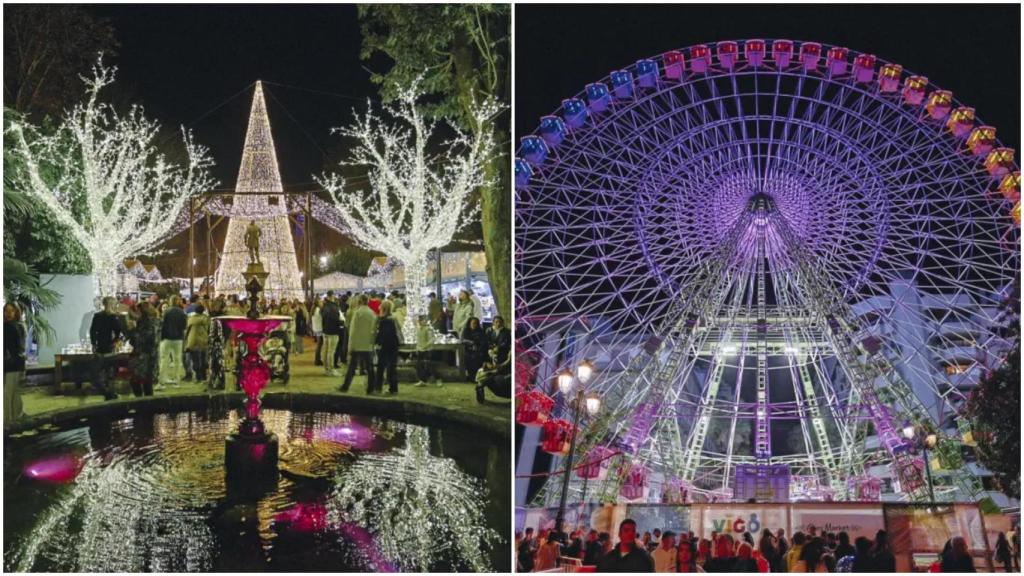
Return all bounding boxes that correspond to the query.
[367,291,382,316]
[995,532,1013,572]
[534,532,561,572]
[335,299,348,370]
[642,531,653,552]
[428,292,445,334]
[320,291,342,376]
[777,528,790,558]
[751,549,770,573]
[759,528,782,573]
[703,534,737,573]
[4,302,28,424]
[518,527,537,572]
[651,529,662,550]
[791,537,829,573]
[475,343,511,403]
[182,294,200,380]
[565,530,584,559]
[940,536,975,573]
[452,290,474,338]
[159,295,187,389]
[462,316,488,382]
[340,295,378,394]
[785,532,807,572]
[834,531,855,562]
[373,300,402,395]
[743,531,756,548]
[292,298,307,355]
[185,303,210,384]
[469,289,483,321]
[851,536,873,572]
[871,530,896,572]
[599,532,613,557]
[733,542,759,572]
[677,535,695,573]
[207,298,226,390]
[597,518,654,572]
[583,530,602,565]
[127,301,159,397]
[414,315,442,387]
[89,296,123,400]
[312,298,324,366]
[652,530,677,572]
[488,314,511,365]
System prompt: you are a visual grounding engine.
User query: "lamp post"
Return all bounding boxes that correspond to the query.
[554,359,600,538]
[902,422,937,503]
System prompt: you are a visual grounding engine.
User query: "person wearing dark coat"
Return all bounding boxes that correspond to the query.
[320,292,342,375]
[486,315,512,365]
[461,317,488,382]
[128,301,159,397]
[940,536,976,573]
[597,519,654,572]
[373,301,402,395]
[90,296,123,400]
[871,530,896,573]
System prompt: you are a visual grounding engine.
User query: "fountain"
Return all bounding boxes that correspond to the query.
[219,224,289,493]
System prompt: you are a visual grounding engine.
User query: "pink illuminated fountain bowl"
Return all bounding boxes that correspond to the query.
[219,315,289,490]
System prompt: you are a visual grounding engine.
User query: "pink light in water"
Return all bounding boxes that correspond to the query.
[274,502,328,533]
[339,522,397,572]
[24,454,84,484]
[316,422,376,450]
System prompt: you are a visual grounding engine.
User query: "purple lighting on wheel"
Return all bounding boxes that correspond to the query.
[516,38,1019,504]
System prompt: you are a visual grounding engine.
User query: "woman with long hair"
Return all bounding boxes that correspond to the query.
[374,300,402,395]
[3,302,28,423]
[940,536,976,573]
[128,301,159,396]
[461,316,488,382]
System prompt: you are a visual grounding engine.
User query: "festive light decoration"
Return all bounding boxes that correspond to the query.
[325,425,499,572]
[518,39,1018,506]
[5,58,216,297]
[318,78,502,339]
[214,81,304,299]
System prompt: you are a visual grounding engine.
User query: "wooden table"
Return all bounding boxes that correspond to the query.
[398,342,464,366]
[53,352,130,387]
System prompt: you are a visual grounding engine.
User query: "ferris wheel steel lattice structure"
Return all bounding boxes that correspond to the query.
[515,39,1020,506]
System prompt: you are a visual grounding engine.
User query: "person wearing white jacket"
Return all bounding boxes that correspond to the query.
[452,290,475,337]
[311,299,324,366]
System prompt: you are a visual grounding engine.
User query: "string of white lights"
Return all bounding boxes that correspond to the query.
[317,77,502,338]
[213,81,304,299]
[6,58,216,297]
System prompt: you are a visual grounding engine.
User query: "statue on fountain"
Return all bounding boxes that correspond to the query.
[244,220,261,264]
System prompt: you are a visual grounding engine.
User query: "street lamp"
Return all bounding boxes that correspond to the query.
[554,360,601,538]
[902,421,938,503]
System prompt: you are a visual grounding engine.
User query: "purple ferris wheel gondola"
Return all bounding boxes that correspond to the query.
[515,39,1020,507]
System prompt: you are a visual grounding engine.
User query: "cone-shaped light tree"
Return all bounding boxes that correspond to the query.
[5,58,216,297]
[318,79,501,338]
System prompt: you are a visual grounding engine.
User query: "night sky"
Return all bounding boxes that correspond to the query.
[87,4,382,189]
[515,4,1020,151]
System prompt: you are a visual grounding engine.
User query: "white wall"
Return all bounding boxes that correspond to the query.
[37,274,96,366]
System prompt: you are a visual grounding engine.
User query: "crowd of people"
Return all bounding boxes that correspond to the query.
[516,519,1021,573]
[2,287,513,423]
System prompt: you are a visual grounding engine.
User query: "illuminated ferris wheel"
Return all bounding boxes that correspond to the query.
[515,40,1020,505]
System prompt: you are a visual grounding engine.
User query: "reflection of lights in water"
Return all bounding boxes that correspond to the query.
[23,455,84,484]
[13,457,214,572]
[338,521,397,572]
[274,502,328,533]
[7,411,496,572]
[317,420,376,450]
[326,425,499,572]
